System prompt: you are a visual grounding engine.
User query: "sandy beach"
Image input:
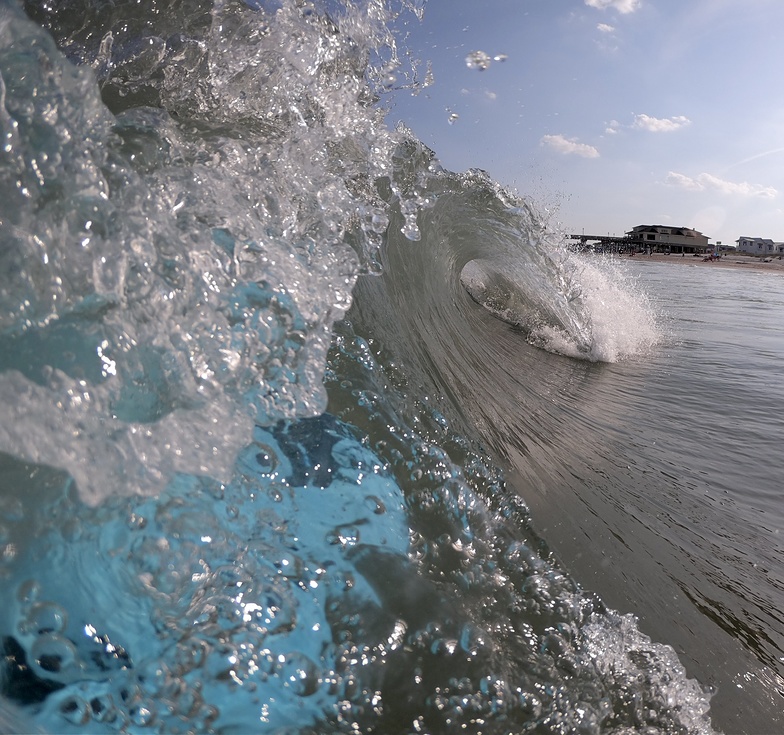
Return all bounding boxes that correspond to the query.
[614,251,784,274]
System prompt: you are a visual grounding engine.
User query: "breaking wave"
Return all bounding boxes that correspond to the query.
[0,1,715,733]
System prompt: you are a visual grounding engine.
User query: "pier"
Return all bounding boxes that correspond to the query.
[567,234,645,253]
[567,226,713,255]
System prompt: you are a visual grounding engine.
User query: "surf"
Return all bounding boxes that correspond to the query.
[0,1,717,732]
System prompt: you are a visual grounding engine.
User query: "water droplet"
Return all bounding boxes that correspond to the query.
[465,51,491,71]
[401,221,421,241]
[370,211,389,233]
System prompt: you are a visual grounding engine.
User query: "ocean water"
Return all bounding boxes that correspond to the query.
[0,1,781,733]
[513,260,784,734]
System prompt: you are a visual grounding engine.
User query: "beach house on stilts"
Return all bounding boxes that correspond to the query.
[626,225,710,255]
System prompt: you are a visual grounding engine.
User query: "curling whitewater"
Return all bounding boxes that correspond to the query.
[0,1,723,732]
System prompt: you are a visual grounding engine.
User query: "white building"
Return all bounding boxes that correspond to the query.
[736,236,784,256]
[626,225,710,254]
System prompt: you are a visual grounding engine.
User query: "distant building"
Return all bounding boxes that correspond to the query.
[736,236,784,256]
[626,225,710,254]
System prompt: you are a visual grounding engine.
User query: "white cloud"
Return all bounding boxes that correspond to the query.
[585,0,641,14]
[540,134,600,158]
[666,172,778,199]
[632,113,691,132]
[605,119,621,134]
[665,172,703,192]
[597,23,616,33]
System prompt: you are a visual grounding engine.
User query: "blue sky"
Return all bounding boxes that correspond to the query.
[387,0,784,247]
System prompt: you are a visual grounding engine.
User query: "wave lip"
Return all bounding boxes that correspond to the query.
[0,0,423,503]
[462,250,660,363]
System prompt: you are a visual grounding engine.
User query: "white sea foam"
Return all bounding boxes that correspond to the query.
[0,0,421,504]
[462,245,660,363]
[531,250,661,362]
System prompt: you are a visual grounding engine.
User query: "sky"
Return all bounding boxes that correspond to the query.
[386,0,784,247]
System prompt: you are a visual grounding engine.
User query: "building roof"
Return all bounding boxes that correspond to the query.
[627,224,705,237]
[736,236,775,244]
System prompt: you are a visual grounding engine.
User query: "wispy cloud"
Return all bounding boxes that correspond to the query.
[597,23,616,32]
[632,114,691,132]
[729,147,784,169]
[541,134,600,158]
[666,172,777,199]
[585,0,641,14]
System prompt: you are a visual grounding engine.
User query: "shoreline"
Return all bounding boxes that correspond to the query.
[602,251,784,274]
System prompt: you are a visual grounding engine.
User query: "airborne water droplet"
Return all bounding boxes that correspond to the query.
[465,51,491,71]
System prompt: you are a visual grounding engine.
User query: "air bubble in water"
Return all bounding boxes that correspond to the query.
[31,633,78,680]
[255,443,279,475]
[129,703,156,727]
[326,525,360,548]
[21,601,68,635]
[17,579,40,603]
[278,651,321,697]
[364,495,386,514]
[88,693,117,723]
[60,696,90,726]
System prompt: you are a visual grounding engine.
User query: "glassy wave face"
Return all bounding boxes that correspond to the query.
[0,1,712,732]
